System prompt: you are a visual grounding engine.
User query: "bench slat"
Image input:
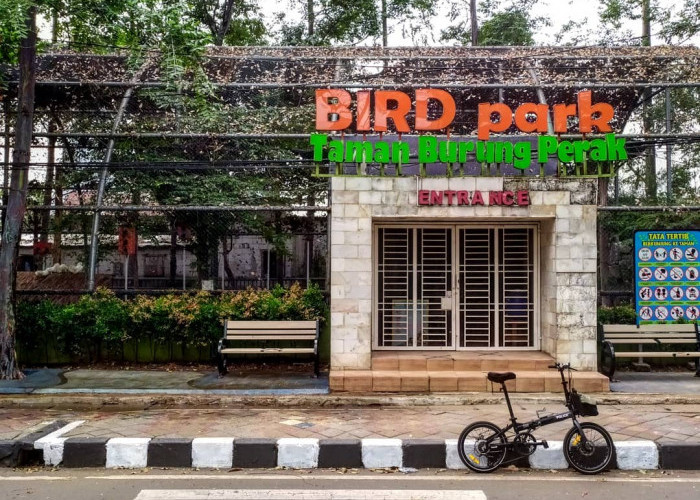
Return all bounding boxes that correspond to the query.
[605,332,696,338]
[225,335,317,341]
[226,329,316,335]
[603,324,697,333]
[614,352,700,358]
[220,348,316,354]
[225,320,317,329]
[607,339,697,344]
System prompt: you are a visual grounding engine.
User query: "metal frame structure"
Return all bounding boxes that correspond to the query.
[1,46,699,297]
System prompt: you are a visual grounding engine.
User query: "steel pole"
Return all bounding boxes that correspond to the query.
[666,87,673,204]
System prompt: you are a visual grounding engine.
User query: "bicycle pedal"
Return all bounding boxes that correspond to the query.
[542,440,549,449]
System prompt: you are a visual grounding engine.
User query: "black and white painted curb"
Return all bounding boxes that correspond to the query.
[4,421,700,470]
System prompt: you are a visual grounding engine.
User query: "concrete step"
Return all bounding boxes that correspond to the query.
[330,369,610,393]
[371,351,556,372]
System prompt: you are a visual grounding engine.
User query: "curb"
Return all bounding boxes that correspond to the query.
[0,420,69,467]
[3,392,700,411]
[4,434,698,471]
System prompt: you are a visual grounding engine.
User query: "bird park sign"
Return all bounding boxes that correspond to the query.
[310,89,627,177]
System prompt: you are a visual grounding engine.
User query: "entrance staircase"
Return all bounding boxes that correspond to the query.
[329,351,609,393]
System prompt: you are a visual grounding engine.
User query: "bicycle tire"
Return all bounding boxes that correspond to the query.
[457,421,507,473]
[563,422,614,474]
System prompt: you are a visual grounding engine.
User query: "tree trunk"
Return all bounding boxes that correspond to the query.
[52,151,63,265]
[307,0,314,38]
[470,0,478,46]
[214,0,237,46]
[222,236,235,288]
[0,7,37,380]
[41,122,56,247]
[642,0,656,200]
[381,0,388,47]
[170,219,177,285]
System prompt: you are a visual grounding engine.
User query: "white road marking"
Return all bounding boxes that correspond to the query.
[82,474,700,484]
[33,420,86,450]
[32,420,86,466]
[0,477,74,481]
[132,490,486,500]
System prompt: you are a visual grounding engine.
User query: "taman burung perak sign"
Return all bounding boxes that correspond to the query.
[310,89,628,171]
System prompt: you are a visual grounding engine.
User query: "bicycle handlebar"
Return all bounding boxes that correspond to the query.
[548,363,577,371]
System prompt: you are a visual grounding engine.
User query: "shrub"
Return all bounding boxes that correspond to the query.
[55,288,130,362]
[597,305,636,325]
[16,284,328,365]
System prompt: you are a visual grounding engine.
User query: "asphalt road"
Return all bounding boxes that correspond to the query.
[0,469,698,500]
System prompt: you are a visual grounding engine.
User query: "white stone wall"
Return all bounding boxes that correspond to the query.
[330,176,598,371]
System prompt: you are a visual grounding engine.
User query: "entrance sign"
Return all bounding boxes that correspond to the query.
[417,190,530,206]
[634,230,700,324]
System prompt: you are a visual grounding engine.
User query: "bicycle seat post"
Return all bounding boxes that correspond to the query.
[487,371,518,424]
[500,380,517,423]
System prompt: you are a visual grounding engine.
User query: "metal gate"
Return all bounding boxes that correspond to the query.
[375,224,538,350]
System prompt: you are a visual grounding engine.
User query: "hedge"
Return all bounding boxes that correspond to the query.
[16,284,327,364]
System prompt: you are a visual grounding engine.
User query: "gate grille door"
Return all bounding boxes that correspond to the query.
[459,228,493,348]
[376,224,536,350]
[377,228,412,347]
[377,227,452,348]
[417,228,452,347]
[459,226,536,349]
[500,228,535,347]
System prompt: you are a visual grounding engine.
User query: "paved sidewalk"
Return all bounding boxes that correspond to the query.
[2,369,700,470]
[2,404,699,443]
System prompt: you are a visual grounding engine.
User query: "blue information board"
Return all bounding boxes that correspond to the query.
[634,230,700,324]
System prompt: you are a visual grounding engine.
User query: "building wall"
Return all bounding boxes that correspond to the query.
[330,176,598,371]
[20,233,327,283]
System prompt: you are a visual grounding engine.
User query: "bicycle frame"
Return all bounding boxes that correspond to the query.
[483,366,586,452]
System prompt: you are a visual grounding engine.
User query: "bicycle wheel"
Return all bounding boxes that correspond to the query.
[563,422,614,474]
[457,421,507,473]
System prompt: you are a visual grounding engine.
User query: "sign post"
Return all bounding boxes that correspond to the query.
[118,226,137,291]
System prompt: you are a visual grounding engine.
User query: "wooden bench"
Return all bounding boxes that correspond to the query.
[598,323,700,379]
[217,320,320,377]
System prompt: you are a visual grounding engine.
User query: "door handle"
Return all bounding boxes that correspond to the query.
[441,290,453,310]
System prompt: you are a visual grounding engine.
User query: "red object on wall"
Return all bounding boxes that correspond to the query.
[118,226,137,255]
[33,241,52,255]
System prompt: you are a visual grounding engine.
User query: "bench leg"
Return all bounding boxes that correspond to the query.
[217,354,228,377]
[695,357,700,378]
[313,355,320,378]
[600,341,616,380]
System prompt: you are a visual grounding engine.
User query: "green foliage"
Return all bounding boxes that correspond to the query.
[0,0,31,65]
[55,289,130,361]
[597,0,699,45]
[279,0,437,46]
[280,0,380,46]
[441,0,545,46]
[15,284,328,364]
[598,305,636,324]
[477,11,534,46]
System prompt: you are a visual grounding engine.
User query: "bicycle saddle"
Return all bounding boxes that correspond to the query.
[487,372,516,383]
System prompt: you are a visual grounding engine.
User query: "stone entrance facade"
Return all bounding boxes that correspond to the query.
[329,176,602,391]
